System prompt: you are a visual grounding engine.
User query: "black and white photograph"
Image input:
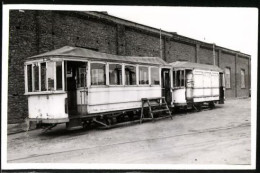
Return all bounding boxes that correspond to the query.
[1,4,258,170]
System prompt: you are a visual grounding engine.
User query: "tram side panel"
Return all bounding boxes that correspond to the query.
[28,93,69,123]
[87,86,161,114]
[193,69,220,103]
[172,69,222,107]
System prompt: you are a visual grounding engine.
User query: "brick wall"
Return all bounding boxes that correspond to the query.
[8,10,251,124]
[8,10,39,123]
[198,46,214,65]
[8,10,118,123]
[52,11,117,54]
[125,27,162,57]
[215,50,219,66]
[166,40,196,63]
[236,56,250,97]
[219,52,236,98]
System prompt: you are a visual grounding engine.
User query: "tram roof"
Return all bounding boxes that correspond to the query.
[28,46,168,66]
[169,61,223,72]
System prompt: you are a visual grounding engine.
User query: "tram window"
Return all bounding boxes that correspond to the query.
[109,64,122,85]
[56,61,63,90]
[91,63,106,85]
[125,65,136,85]
[47,62,55,90]
[41,63,47,91]
[173,71,176,87]
[176,71,180,86]
[180,70,185,86]
[33,64,39,91]
[78,67,86,87]
[139,66,149,85]
[27,64,32,92]
[151,67,159,85]
[175,70,185,87]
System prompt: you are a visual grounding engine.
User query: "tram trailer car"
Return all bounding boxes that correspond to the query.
[24,46,172,130]
[169,61,225,111]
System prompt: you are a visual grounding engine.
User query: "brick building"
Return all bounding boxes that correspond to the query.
[8,10,251,124]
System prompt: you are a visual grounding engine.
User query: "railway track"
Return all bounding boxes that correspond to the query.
[8,122,250,162]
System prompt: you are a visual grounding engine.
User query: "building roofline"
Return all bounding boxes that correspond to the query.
[171,32,251,58]
[80,11,172,37]
[68,11,250,58]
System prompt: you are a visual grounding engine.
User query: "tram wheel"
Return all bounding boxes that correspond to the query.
[209,102,215,109]
[195,103,202,112]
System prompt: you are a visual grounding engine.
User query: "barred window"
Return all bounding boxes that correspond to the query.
[241,69,245,88]
[173,70,185,87]
[151,67,159,85]
[139,66,149,85]
[40,63,47,91]
[125,65,136,85]
[225,67,231,89]
[91,63,106,85]
[109,64,122,85]
[33,64,39,91]
[56,61,63,90]
[27,64,32,92]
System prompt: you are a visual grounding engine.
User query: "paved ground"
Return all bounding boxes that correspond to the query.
[7,98,251,164]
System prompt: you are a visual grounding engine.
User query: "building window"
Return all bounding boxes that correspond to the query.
[91,63,106,85]
[27,64,32,92]
[47,62,55,90]
[241,69,246,88]
[40,63,47,91]
[125,65,136,85]
[139,66,149,85]
[225,67,231,89]
[151,67,159,85]
[109,64,122,85]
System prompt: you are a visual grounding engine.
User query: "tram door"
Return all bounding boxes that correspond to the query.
[219,72,225,104]
[66,61,87,116]
[161,69,172,104]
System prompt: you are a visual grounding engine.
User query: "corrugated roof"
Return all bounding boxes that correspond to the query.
[169,61,223,72]
[28,46,168,66]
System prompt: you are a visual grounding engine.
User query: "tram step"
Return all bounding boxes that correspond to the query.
[152,109,170,113]
[149,103,167,107]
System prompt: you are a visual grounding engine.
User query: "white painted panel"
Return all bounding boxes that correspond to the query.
[193,71,203,88]
[28,93,68,119]
[212,88,219,96]
[172,88,186,104]
[212,73,219,87]
[192,70,220,102]
[193,88,203,97]
[204,88,211,96]
[88,86,161,113]
[194,96,219,102]
[204,72,211,87]
[89,102,141,113]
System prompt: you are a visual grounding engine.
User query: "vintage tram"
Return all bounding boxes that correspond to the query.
[169,61,225,111]
[24,46,225,130]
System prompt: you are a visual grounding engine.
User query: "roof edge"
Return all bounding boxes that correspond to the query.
[53,11,251,58]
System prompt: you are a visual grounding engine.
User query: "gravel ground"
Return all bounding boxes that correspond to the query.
[7,98,251,165]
